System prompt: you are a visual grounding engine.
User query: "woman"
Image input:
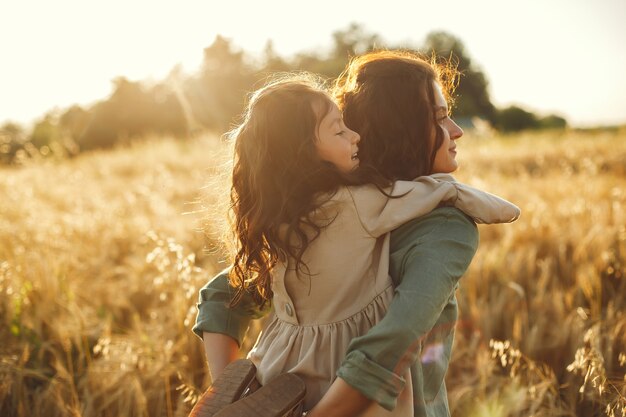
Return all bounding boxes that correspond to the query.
[193,50,516,416]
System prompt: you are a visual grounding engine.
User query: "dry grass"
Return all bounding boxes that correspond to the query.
[1,129,625,416]
[449,129,626,417]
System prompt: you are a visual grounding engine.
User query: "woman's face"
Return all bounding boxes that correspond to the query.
[431,82,464,174]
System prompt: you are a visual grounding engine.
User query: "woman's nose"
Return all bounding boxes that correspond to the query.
[450,119,463,140]
[352,130,361,144]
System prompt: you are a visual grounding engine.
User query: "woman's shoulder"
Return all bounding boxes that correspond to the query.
[418,206,476,225]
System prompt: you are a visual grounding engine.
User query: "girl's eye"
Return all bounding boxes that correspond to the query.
[336,130,346,136]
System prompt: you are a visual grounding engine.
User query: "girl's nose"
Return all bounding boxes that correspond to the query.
[352,130,361,144]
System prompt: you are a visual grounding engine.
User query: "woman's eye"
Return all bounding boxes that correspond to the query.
[336,130,346,136]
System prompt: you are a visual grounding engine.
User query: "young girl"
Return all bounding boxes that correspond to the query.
[194,71,519,416]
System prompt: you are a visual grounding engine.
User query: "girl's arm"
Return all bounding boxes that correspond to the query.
[308,207,479,415]
[193,268,271,379]
[202,332,240,380]
[431,173,520,224]
[349,174,519,237]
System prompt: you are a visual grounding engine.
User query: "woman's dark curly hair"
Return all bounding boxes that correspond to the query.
[334,50,459,181]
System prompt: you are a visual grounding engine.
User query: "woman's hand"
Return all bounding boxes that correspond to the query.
[306,378,372,417]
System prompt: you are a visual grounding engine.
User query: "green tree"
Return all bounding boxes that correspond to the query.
[59,105,91,142]
[292,23,381,79]
[183,36,257,131]
[495,105,540,132]
[260,40,291,73]
[331,23,380,59]
[0,122,26,164]
[80,77,187,150]
[30,115,62,149]
[423,31,496,123]
[539,114,568,129]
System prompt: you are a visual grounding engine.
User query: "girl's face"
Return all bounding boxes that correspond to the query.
[315,101,361,173]
[431,82,464,174]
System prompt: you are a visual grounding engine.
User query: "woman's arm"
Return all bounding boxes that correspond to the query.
[308,207,479,415]
[306,378,372,417]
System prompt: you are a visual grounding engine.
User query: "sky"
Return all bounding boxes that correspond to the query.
[1,0,625,128]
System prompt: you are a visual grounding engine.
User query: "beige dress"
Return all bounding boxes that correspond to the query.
[247,175,520,414]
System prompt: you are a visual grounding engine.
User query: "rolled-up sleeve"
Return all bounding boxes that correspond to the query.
[192,268,271,346]
[337,208,479,410]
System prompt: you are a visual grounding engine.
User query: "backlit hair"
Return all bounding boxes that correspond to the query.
[228,74,375,305]
[334,50,459,180]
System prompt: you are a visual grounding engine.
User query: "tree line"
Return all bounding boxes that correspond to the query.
[0,24,567,165]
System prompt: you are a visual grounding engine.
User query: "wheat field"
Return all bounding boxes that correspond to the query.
[1,130,625,417]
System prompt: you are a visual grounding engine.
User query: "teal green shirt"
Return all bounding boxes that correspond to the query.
[193,207,478,416]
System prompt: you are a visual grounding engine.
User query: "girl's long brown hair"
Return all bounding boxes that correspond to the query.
[334,50,459,181]
[228,74,389,306]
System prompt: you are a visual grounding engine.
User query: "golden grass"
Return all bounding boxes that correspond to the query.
[1,130,625,416]
[450,130,626,417]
